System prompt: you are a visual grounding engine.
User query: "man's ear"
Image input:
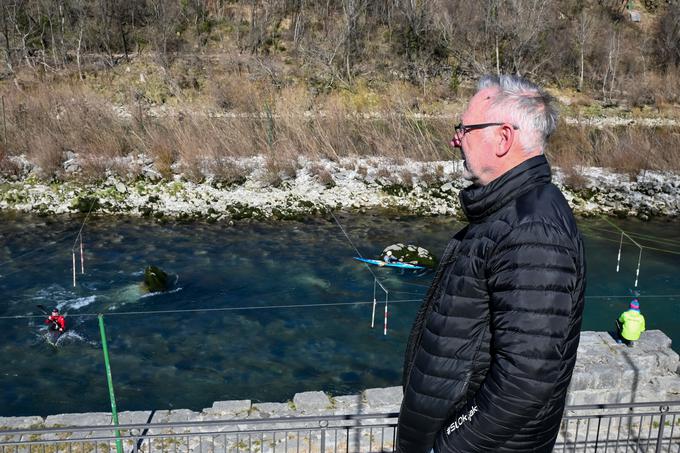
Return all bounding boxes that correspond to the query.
[495,124,515,157]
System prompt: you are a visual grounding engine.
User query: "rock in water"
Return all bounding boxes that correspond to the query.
[381,243,437,268]
[143,265,169,292]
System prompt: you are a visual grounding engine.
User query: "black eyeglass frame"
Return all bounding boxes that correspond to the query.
[454,122,520,136]
[450,122,520,148]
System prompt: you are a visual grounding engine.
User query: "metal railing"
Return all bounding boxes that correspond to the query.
[555,401,680,452]
[1,401,678,452]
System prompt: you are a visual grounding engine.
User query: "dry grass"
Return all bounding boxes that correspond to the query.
[548,120,680,178]
[1,80,678,185]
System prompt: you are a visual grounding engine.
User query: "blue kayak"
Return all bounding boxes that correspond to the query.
[353,257,426,270]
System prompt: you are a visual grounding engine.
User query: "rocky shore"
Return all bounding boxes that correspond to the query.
[1,155,679,221]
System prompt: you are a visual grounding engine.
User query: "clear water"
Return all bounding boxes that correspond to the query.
[0,213,678,417]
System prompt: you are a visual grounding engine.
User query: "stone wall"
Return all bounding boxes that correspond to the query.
[1,330,678,430]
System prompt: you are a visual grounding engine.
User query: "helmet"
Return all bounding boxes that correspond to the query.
[630,299,640,311]
[52,308,59,314]
[386,251,393,256]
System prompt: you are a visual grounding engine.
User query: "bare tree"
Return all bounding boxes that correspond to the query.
[576,8,595,91]
[653,2,680,69]
[341,0,365,81]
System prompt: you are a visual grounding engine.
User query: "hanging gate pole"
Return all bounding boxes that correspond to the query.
[98,314,123,453]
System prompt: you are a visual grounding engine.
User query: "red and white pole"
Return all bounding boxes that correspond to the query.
[80,235,85,274]
[383,302,388,335]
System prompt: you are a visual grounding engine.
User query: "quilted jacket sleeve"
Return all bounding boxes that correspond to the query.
[435,220,579,452]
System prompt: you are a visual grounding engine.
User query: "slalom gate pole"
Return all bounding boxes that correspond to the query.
[98,314,123,453]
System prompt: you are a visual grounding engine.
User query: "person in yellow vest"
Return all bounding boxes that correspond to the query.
[615,299,646,347]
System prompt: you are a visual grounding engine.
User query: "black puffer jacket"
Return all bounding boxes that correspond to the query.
[397,155,586,453]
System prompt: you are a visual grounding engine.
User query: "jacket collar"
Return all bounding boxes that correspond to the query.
[459,155,552,222]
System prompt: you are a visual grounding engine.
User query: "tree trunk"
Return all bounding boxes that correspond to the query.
[77,27,84,81]
[495,34,500,76]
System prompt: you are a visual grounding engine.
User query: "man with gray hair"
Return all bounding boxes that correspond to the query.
[397,75,586,452]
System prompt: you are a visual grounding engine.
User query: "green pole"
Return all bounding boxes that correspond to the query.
[98,314,124,453]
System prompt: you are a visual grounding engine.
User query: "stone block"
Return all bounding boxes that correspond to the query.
[364,386,402,408]
[150,409,201,423]
[293,391,331,412]
[640,376,680,401]
[616,347,659,375]
[332,394,367,415]
[655,349,680,374]
[655,375,680,397]
[206,399,251,417]
[566,389,632,406]
[637,330,673,350]
[44,412,111,426]
[250,402,294,418]
[0,416,44,430]
[0,416,44,444]
[118,411,153,425]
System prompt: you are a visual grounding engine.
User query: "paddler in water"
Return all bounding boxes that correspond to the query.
[45,308,66,333]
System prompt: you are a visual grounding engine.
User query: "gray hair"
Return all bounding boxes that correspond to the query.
[477,75,558,154]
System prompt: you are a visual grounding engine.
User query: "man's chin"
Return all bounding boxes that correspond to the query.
[461,167,476,182]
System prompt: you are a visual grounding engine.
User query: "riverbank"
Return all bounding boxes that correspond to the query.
[1,156,679,221]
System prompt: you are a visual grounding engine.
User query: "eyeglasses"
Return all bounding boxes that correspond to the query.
[450,122,519,148]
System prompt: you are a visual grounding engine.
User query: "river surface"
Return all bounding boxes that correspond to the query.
[0,213,678,417]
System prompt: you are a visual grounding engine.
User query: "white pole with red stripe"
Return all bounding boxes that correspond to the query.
[371,279,377,328]
[80,234,85,274]
[384,301,388,335]
[616,232,623,272]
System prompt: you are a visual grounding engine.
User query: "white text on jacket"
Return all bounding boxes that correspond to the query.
[446,406,479,435]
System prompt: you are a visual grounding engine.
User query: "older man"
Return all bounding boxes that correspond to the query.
[397,75,586,453]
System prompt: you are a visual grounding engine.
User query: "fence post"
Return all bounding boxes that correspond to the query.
[654,406,669,453]
[319,419,328,453]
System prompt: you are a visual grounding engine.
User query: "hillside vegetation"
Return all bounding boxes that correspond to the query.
[0,0,679,184]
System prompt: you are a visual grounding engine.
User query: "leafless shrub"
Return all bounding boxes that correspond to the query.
[309,163,335,187]
[375,166,392,182]
[209,159,248,186]
[563,169,590,191]
[27,134,63,180]
[419,164,445,186]
[652,3,680,70]
[144,124,177,180]
[263,154,298,187]
[209,76,269,112]
[399,168,414,187]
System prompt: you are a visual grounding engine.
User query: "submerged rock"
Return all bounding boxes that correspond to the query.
[143,265,169,292]
[381,243,437,268]
[72,196,100,213]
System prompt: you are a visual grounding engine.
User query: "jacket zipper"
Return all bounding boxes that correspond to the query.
[403,236,462,389]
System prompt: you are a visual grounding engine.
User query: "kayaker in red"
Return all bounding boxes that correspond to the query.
[45,308,66,333]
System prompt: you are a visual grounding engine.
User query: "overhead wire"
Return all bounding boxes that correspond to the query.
[3,292,679,322]
[72,199,97,252]
[0,226,79,269]
[0,298,424,320]
[584,225,680,247]
[580,229,680,255]
[329,211,380,281]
